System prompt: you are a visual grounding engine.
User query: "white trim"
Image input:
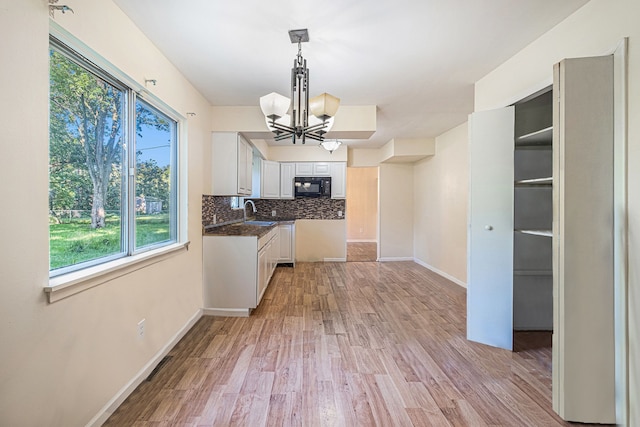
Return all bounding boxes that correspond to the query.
[49,21,142,93]
[612,38,629,427]
[86,309,202,427]
[378,257,413,262]
[45,242,190,303]
[347,239,378,243]
[202,308,251,317]
[49,21,185,121]
[413,258,467,288]
[324,258,347,262]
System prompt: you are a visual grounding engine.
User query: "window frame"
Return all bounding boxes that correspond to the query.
[131,97,179,253]
[46,23,188,301]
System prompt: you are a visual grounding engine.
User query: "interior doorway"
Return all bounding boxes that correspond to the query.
[346,167,378,262]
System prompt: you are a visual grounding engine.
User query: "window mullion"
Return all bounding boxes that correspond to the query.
[126,90,137,255]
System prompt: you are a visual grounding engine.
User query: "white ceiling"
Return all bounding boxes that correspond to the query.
[113,0,589,148]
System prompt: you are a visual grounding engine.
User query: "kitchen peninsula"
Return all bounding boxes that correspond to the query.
[202,194,345,316]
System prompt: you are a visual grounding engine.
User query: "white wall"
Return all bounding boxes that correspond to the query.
[268,144,348,162]
[379,164,414,259]
[0,1,209,425]
[474,0,639,424]
[346,167,378,242]
[295,220,347,261]
[413,123,468,287]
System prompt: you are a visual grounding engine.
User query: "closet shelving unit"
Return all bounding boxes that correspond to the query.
[513,91,553,331]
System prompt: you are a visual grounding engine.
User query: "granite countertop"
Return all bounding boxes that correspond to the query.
[255,216,296,223]
[202,217,295,237]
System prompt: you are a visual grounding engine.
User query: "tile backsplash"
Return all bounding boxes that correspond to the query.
[251,198,346,220]
[202,195,345,226]
[202,196,244,225]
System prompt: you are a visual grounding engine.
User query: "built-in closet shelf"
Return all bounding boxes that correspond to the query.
[515,126,553,146]
[515,177,553,186]
[515,229,552,237]
[514,269,553,276]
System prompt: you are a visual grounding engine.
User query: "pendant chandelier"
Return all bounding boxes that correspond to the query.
[260,29,340,144]
[319,139,342,153]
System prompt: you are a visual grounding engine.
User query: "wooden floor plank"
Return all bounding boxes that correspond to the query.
[105,261,604,426]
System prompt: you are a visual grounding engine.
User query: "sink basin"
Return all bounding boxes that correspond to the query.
[243,220,275,226]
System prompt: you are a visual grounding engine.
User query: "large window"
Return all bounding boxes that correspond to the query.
[49,37,178,276]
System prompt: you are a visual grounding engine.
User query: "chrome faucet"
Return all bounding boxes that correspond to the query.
[243,199,256,221]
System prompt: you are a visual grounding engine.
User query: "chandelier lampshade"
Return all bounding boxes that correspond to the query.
[259,92,290,120]
[309,93,340,121]
[260,29,339,144]
[319,139,342,153]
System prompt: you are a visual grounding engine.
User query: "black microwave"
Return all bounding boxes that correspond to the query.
[294,176,331,197]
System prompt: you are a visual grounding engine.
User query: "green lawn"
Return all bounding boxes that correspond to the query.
[49,214,171,270]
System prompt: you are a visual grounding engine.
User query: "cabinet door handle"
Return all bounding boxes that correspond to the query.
[485,225,493,231]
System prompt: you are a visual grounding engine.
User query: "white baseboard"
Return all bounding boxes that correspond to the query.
[378,256,413,262]
[323,257,347,262]
[347,239,377,243]
[413,258,467,288]
[202,308,250,317]
[87,309,203,427]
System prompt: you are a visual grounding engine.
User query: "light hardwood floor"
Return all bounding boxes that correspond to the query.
[346,242,377,262]
[105,261,595,426]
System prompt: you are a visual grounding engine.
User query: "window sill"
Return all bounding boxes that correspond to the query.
[44,241,190,303]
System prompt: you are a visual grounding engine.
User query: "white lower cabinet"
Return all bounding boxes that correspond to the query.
[203,226,279,316]
[278,222,295,265]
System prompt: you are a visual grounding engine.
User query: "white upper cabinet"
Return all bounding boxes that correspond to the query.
[260,160,280,199]
[312,162,331,176]
[280,163,295,199]
[295,162,330,176]
[330,162,346,199]
[294,162,313,176]
[211,132,252,196]
[238,135,252,195]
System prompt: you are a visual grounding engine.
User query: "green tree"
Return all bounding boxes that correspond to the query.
[136,158,170,209]
[49,49,123,228]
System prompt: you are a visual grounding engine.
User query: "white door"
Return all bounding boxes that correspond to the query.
[552,55,616,423]
[467,106,515,351]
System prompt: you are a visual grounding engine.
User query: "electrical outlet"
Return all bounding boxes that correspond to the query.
[272,210,277,217]
[338,210,343,217]
[137,318,145,339]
